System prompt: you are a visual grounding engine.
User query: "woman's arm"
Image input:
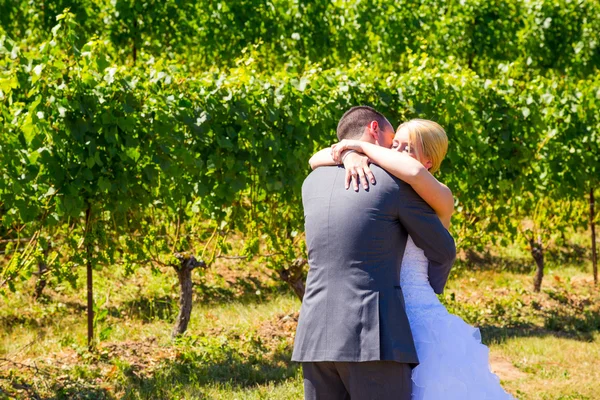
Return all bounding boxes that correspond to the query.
[308,148,337,170]
[332,140,454,228]
[309,147,375,191]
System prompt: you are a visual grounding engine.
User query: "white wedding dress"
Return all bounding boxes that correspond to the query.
[400,236,514,399]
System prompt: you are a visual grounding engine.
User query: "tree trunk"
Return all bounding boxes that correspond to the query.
[530,236,544,292]
[33,260,48,300]
[591,188,597,285]
[33,245,51,300]
[172,253,206,338]
[85,205,94,350]
[278,257,307,300]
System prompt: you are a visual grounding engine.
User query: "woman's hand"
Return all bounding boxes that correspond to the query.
[341,151,375,191]
[330,140,363,163]
[330,140,373,191]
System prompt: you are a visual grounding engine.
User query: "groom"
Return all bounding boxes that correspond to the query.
[291,106,456,400]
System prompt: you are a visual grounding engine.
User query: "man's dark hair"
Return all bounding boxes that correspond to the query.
[336,106,391,140]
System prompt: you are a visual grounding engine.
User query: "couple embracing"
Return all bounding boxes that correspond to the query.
[291,106,513,399]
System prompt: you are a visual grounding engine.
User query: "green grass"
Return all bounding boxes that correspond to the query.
[497,333,600,399]
[1,235,599,399]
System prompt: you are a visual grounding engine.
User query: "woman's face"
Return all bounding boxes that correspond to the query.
[392,127,432,169]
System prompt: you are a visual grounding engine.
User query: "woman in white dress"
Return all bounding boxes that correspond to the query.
[310,118,513,399]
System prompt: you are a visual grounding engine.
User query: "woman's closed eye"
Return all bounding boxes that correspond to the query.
[392,141,405,151]
[393,142,411,154]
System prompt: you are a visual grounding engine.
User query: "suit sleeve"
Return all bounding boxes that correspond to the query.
[396,183,457,294]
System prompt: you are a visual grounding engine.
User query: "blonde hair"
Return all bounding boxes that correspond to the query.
[397,119,448,174]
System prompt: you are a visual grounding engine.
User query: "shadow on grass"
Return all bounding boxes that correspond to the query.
[113,276,290,323]
[460,242,591,275]
[47,384,113,400]
[480,324,596,346]
[194,275,288,305]
[547,242,591,268]
[0,279,292,333]
[120,295,175,322]
[0,314,46,335]
[118,347,299,399]
[480,300,600,346]
[0,298,84,334]
[0,371,114,400]
[460,249,533,274]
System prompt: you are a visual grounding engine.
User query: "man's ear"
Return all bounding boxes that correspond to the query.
[368,121,379,140]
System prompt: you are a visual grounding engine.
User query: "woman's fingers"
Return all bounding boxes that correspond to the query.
[363,164,375,185]
[340,151,372,191]
[331,141,350,163]
[356,167,368,190]
[345,168,359,191]
[331,145,343,163]
[351,168,359,192]
[345,168,352,190]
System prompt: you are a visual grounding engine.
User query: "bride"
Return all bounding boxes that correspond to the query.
[309,118,513,399]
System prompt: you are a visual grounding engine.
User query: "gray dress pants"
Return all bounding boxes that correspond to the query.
[302,361,412,400]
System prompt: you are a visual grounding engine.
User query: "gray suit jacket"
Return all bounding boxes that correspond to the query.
[291,165,456,365]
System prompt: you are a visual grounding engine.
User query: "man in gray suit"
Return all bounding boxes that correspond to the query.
[291,106,456,400]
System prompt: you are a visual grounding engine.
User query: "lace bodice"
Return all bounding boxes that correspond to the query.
[400,236,445,313]
[400,236,429,287]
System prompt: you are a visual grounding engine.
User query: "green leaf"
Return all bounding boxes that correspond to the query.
[44,187,56,197]
[82,168,94,181]
[125,147,140,161]
[21,114,35,144]
[98,177,111,192]
[86,157,95,169]
[32,64,44,84]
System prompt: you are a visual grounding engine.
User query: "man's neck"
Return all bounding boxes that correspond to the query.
[358,133,376,145]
